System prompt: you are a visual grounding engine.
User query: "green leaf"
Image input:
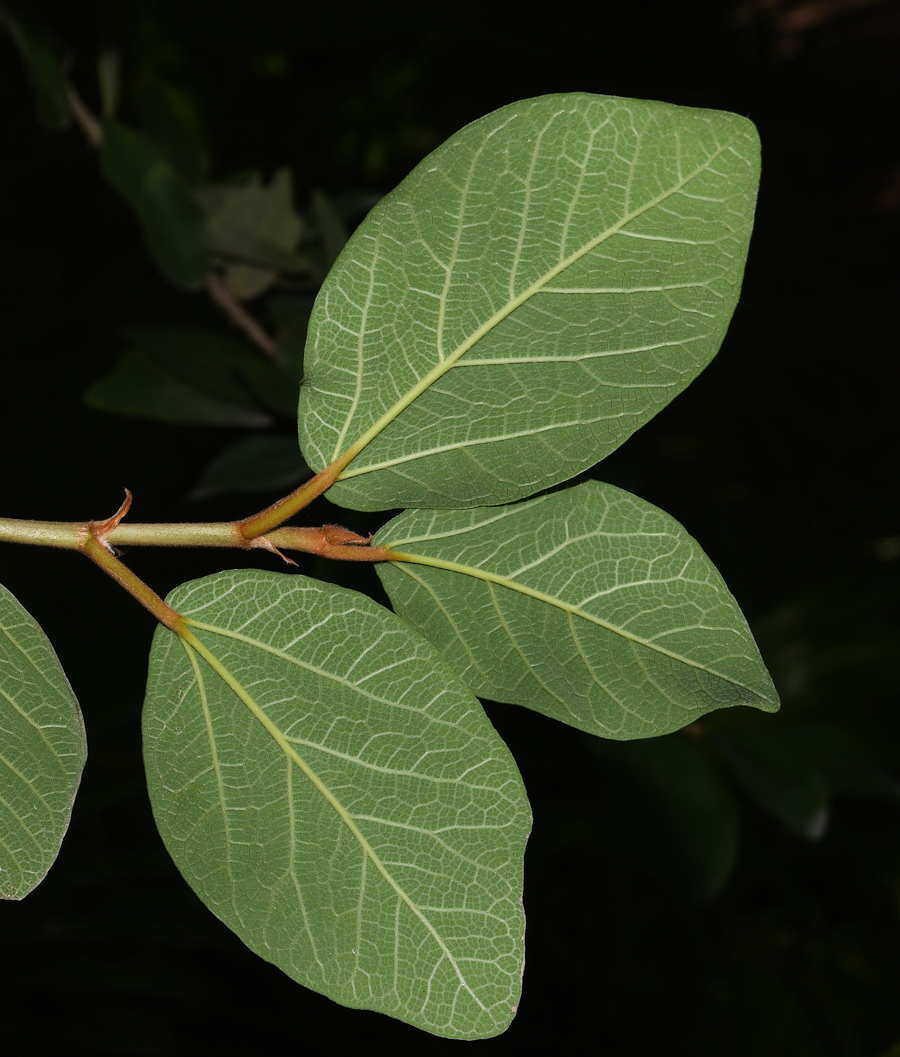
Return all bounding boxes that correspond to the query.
[99,119,209,287]
[143,571,530,1039]
[2,3,71,130]
[195,169,306,299]
[189,435,309,500]
[0,582,86,899]
[588,732,739,899]
[299,93,760,511]
[85,350,273,427]
[374,481,778,739]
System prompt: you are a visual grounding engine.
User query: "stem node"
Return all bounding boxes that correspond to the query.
[89,488,133,552]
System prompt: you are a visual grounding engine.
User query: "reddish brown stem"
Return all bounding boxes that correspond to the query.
[267,525,392,562]
[236,450,357,540]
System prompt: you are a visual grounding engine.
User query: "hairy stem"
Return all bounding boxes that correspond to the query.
[0,441,382,564]
[235,448,359,539]
[79,529,186,634]
[0,514,390,562]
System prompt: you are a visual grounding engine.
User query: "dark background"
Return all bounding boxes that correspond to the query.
[1,1,898,1053]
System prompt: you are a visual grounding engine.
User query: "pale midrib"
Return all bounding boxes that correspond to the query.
[383,550,763,698]
[335,137,737,476]
[385,515,671,550]
[286,761,325,973]
[338,404,668,480]
[181,628,489,1014]
[437,140,481,362]
[183,617,461,732]
[330,229,381,459]
[182,642,237,917]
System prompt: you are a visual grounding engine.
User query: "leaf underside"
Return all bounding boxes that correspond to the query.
[143,571,530,1039]
[298,92,761,510]
[0,583,86,899]
[375,481,779,739]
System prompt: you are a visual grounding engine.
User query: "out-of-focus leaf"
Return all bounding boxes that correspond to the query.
[0,582,86,899]
[310,188,348,271]
[711,725,829,839]
[137,79,208,186]
[85,350,272,427]
[189,435,309,500]
[755,571,900,714]
[784,722,899,801]
[2,3,70,129]
[99,118,159,201]
[275,332,305,383]
[140,166,211,287]
[266,292,316,333]
[125,327,298,417]
[266,294,315,380]
[196,169,307,298]
[99,119,209,287]
[589,732,739,899]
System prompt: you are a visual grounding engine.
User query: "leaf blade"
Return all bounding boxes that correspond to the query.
[0,583,86,899]
[143,570,530,1038]
[299,93,760,510]
[374,481,779,739]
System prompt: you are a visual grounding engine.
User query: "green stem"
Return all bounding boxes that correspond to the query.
[0,518,82,548]
[0,516,390,561]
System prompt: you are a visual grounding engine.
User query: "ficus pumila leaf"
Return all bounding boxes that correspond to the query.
[298,92,760,510]
[143,570,530,1039]
[0,582,86,899]
[375,481,779,739]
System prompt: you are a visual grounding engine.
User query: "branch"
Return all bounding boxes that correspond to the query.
[66,81,102,147]
[205,272,279,360]
[0,511,390,563]
[75,495,186,633]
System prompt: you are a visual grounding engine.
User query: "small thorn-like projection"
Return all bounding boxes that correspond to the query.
[250,535,297,566]
[90,489,133,552]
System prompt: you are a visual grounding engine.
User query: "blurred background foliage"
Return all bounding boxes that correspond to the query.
[0,0,898,1053]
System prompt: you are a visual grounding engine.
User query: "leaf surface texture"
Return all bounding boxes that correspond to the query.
[143,570,530,1039]
[375,482,779,738]
[0,583,86,899]
[299,93,760,509]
